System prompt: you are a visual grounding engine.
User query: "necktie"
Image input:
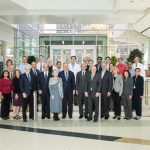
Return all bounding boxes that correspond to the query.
[10,72,13,79]
[34,69,37,75]
[91,74,94,81]
[45,73,47,80]
[136,64,137,67]
[40,63,42,72]
[65,72,68,80]
[82,71,85,77]
[27,74,31,82]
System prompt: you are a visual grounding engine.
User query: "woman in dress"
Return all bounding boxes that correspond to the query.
[49,69,63,121]
[122,70,133,120]
[12,70,22,119]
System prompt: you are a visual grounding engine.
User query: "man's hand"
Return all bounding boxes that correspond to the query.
[96,92,100,97]
[107,92,111,97]
[38,90,42,95]
[23,93,27,98]
[85,92,88,97]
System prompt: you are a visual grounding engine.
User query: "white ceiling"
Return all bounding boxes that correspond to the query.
[0,0,149,37]
[0,0,149,23]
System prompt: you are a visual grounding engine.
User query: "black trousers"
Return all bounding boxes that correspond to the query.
[101,93,110,117]
[41,92,50,117]
[1,93,11,118]
[73,94,78,105]
[78,91,88,116]
[22,92,34,119]
[132,96,142,116]
[63,92,73,117]
[88,92,99,119]
[112,90,121,117]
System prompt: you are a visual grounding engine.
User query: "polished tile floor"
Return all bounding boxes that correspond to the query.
[0,105,150,150]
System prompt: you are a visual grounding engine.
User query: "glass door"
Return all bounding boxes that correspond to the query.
[75,49,84,64]
[62,49,71,63]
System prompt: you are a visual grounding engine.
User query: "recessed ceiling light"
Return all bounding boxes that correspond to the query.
[130,0,134,2]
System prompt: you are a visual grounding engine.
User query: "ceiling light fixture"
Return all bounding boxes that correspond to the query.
[130,0,134,2]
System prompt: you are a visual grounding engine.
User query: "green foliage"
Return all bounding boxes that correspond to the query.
[111,56,117,66]
[27,56,36,64]
[127,49,144,63]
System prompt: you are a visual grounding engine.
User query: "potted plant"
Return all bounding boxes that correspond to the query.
[111,56,117,66]
[127,49,144,63]
[27,56,36,64]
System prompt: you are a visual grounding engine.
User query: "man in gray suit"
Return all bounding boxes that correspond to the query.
[85,66,101,122]
[101,63,113,119]
[76,63,88,119]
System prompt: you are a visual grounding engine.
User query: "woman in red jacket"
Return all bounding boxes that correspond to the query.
[0,70,12,120]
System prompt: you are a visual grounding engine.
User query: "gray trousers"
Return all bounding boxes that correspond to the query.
[88,92,99,119]
[123,94,133,119]
[78,92,88,116]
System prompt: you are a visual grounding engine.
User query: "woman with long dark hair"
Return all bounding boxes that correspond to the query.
[12,70,22,119]
[0,70,12,120]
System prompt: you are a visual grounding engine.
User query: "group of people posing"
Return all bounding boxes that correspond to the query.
[0,55,144,122]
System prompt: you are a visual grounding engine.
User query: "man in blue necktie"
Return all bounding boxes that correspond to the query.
[20,65,36,122]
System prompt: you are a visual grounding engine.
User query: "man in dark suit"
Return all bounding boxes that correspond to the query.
[132,68,144,120]
[30,61,40,111]
[58,63,75,119]
[20,65,36,122]
[85,66,101,122]
[100,63,113,119]
[37,64,50,119]
[95,56,102,73]
[76,63,88,119]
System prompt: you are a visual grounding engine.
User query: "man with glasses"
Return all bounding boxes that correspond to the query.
[76,63,88,119]
[83,57,90,71]
[58,63,75,119]
[20,65,36,122]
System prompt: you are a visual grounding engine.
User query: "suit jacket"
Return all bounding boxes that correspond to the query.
[86,65,90,72]
[48,65,57,78]
[37,72,50,95]
[123,77,133,95]
[85,72,101,94]
[133,75,144,97]
[76,71,88,93]
[100,70,113,94]
[95,64,102,73]
[20,73,36,97]
[112,74,123,94]
[58,70,75,94]
[30,68,40,90]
